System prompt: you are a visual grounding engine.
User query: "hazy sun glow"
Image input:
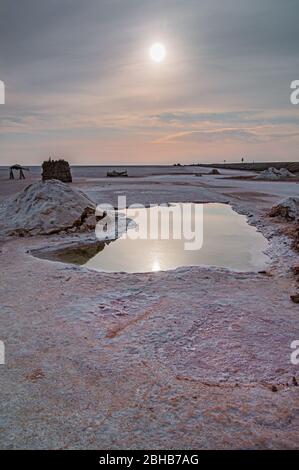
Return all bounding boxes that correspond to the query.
[150,43,166,63]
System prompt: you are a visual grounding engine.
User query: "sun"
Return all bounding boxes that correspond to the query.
[150,43,166,63]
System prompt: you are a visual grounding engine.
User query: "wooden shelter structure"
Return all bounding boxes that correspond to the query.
[9,164,29,180]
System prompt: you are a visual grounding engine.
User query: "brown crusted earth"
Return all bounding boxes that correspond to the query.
[0,166,299,449]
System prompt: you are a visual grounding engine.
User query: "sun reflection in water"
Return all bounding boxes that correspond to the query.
[152,260,161,272]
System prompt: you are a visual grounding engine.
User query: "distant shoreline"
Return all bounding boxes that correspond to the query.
[1,161,299,170]
[197,161,299,173]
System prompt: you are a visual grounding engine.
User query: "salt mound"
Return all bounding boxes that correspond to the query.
[0,180,96,236]
[255,167,295,180]
[269,196,299,221]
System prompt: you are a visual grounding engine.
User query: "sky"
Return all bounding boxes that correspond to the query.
[0,0,299,165]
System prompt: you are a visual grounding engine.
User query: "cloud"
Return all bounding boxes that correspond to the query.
[152,111,299,126]
[153,128,258,144]
[153,127,299,144]
[0,0,298,163]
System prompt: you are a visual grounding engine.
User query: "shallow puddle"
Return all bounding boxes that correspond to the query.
[36,203,270,273]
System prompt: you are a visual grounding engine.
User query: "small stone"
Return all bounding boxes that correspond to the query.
[271,385,278,392]
[290,294,299,304]
[292,376,298,386]
[25,368,45,382]
[258,270,272,277]
[291,266,299,276]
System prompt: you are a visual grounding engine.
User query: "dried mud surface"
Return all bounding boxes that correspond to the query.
[0,167,299,449]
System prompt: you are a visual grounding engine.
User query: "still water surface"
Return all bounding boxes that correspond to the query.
[81,203,270,273]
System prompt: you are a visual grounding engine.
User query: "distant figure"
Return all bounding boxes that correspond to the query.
[241,157,244,163]
[9,164,29,180]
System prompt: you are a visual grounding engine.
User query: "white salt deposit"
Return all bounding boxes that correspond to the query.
[255,167,295,180]
[0,180,96,236]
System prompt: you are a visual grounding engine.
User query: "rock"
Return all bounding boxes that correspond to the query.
[255,167,296,180]
[25,368,45,382]
[290,294,299,304]
[291,265,299,276]
[0,180,96,237]
[268,197,299,221]
[294,228,299,252]
[107,170,128,177]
